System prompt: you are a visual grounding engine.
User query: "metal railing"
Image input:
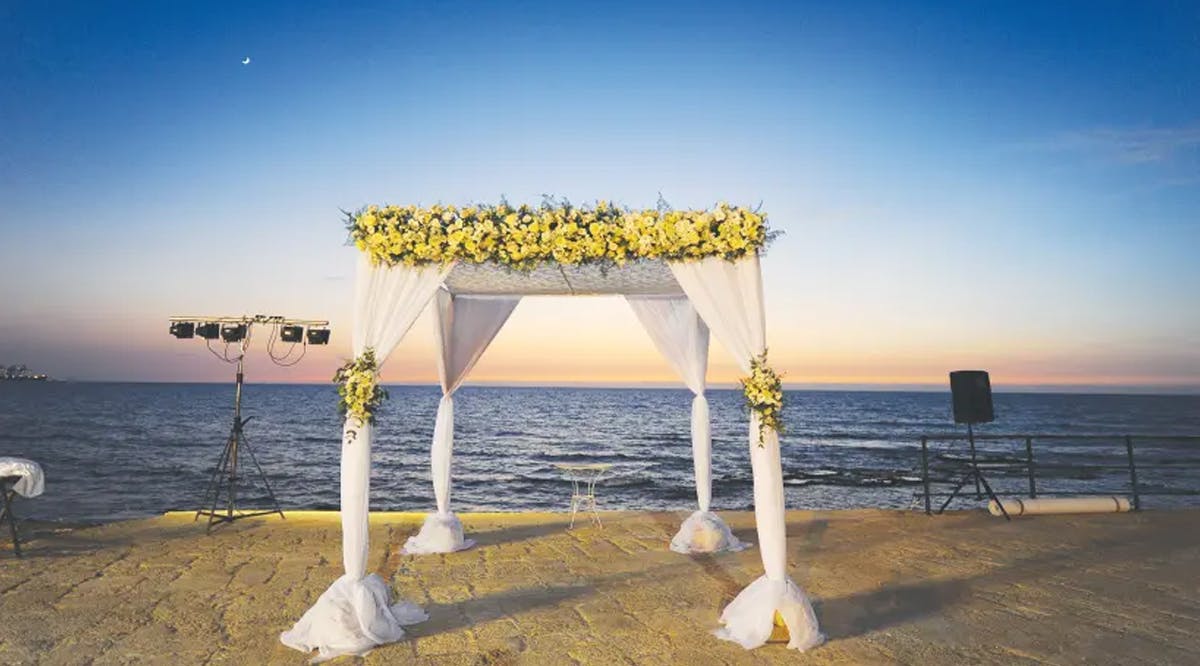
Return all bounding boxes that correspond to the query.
[915,433,1200,514]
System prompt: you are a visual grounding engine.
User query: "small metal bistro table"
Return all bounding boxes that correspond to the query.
[554,463,612,529]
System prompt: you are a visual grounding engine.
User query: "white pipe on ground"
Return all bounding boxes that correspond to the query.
[988,496,1132,517]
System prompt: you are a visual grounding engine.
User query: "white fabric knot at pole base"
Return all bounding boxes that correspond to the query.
[402,511,475,555]
[668,255,823,650]
[279,573,428,663]
[626,296,742,552]
[402,394,475,555]
[670,510,749,554]
[713,575,825,651]
[405,291,519,555]
[281,257,451,661]
[667,394,744,554]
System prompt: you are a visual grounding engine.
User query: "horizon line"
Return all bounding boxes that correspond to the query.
[34,378,1200,395]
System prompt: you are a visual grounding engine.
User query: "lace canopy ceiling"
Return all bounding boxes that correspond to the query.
[442,260,684,296]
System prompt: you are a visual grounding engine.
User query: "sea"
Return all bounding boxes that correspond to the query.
[2,383,1198,523]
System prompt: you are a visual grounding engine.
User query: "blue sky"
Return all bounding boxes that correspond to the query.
[1,1,1197,389]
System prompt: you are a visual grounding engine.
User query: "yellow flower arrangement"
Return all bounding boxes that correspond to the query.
[334,349,388,426]
[741,351,785,446]
[347,198,775,269]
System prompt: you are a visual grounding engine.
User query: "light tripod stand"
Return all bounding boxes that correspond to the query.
[195,351,285,530]
[169,314,330,531]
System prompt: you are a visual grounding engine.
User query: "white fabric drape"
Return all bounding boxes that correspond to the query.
[668,255,823,651]
[626,296,745,554]
[0,458,44,497]
[281,256,452,661]
[403,291,520,555]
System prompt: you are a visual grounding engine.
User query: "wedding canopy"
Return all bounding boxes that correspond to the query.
[281,202,823,662]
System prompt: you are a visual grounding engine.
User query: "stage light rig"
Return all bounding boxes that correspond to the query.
[167,314,331,530]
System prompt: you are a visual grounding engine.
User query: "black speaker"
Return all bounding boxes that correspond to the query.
[950,370,994,424]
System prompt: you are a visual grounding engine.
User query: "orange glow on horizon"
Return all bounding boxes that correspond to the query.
[14,295,1195,391]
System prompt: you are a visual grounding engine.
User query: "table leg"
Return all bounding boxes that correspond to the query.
[591,497,601,528]
[1,486,20,558]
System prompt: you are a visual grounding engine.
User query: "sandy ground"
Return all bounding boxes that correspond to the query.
[1,508,1198,665]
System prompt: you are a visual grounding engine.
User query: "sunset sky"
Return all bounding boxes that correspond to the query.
[2,1,1198,390]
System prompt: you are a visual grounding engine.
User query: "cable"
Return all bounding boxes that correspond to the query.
[205,337,239,364]
[271,341,308,367]
[266,321,308,366]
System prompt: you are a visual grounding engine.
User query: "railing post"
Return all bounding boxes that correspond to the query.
[920,436,932,515]
[1025,436,1037,498]
[1124,435,1141,511]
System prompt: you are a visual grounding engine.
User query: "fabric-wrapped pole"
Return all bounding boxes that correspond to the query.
[668,255,824,651]
[404,290,520,555]
[691,393,712,512]
[281,256,452,661]
[431,394,455,514]
[626,296,745,554]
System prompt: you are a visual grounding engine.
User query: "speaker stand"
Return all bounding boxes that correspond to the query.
[967,422,982,500]
[935,458,1011,521]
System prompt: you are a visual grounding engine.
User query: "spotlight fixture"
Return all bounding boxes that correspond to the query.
[196,322,221,340]
[168,314,329,366]
[220,323,247,342]
[169,322,195,339]
[305,328,330,345]
[279,325,304,343]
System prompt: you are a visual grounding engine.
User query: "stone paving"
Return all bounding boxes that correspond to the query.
[1,509,1198,664]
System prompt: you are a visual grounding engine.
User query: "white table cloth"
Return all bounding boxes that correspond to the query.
[0,458,44,498]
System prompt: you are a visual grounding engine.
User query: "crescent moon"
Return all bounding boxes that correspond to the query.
[242,57,251,65]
